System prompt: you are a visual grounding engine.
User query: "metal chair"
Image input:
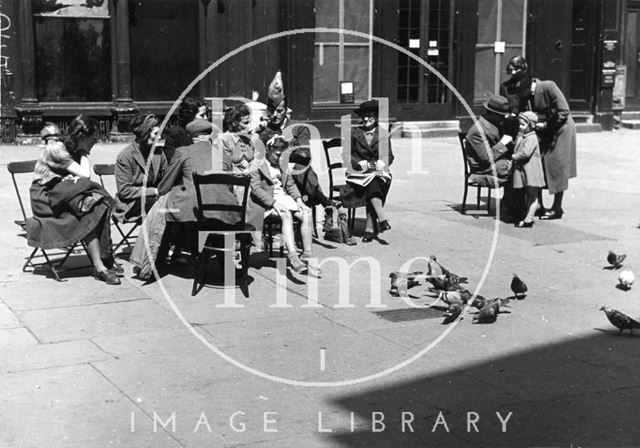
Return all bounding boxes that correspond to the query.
[192,172,253,297]
[322,137,367,231]
[7,160,87,281]
[458,132,503,214]
[93,163,141,252]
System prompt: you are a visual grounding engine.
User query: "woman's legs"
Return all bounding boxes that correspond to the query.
[551,191,564,212]
[84,227,108,272]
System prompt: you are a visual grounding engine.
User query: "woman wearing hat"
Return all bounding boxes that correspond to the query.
[114,113,168,221]
[349,99,394,242]
[501,55,577,220]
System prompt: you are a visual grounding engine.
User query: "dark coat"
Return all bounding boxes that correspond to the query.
[465,116,513,181]
[115,143,167,220]
[162,125,192,163]
[157,141,239,225]
[528,79,577,194]
[350,126,394,171]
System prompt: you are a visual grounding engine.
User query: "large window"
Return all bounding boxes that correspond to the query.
[33,0,111,102]
[129,0,199,101]
[313,0,372,105]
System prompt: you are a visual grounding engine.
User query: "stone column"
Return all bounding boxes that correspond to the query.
[110,0,137,141]
[14,0,42,144]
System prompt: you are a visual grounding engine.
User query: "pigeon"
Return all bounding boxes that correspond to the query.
[425,274,447,291]
[427,255,444,277]
[600,306,640,335]
[389,271,422,296]
[510,274,528,299]
[473,298,500,324]
[442,303,463,324]
[607,251,627,269]
[438,289,472,307]
[427,255,468,284]
[471,295,509,311]
[618,269,635,290]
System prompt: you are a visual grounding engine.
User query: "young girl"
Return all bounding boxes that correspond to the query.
[512,111,546,227]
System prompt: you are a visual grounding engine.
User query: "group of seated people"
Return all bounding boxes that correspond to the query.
[26,72,395,285]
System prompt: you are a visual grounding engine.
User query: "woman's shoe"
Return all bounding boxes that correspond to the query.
[362,231,375,243]
[515,220,534,228]
[379,220,392,232]
[93,268,121,285]
[540,209,564,220]
[287,254,307,274]
[534,207,547,217]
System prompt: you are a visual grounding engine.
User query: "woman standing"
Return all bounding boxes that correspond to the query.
[501,55,577,220]
[28,116,121,284]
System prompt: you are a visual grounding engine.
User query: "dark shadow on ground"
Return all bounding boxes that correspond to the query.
[323,332,640,447]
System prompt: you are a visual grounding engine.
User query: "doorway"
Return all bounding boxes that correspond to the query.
[569,0,598,113]
[396,0,453,120]
[624,1,640,109]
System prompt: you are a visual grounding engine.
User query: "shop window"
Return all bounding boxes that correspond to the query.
[33,0,111,102]
[313,0,372,105]
[129,0,198,101]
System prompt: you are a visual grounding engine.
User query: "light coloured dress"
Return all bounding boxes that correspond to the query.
[512,131,545,189]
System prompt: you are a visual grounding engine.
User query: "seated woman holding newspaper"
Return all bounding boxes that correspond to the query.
[250,137,314,274]
[348,100,394,243]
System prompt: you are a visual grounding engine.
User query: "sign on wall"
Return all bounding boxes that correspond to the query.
[32,0,109,19]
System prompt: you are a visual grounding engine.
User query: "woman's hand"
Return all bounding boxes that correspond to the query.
[296,198,311,214]
[237,159,250,170]
[358,160,369,171]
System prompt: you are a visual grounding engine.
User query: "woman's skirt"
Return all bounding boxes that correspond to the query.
[27,181,111,250]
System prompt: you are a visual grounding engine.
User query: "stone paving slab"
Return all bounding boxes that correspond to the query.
[0,340,113,374]
[0,364,182,448]
[16,298,184,343]
[0,300,21,328]
[0,277,149,311]
[0,327,38,347]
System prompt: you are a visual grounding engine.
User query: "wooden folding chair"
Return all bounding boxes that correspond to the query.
[322,138,367,231]
[7,160,88,281]
[192,172,253,297]
[458,132,504,214]
[93,163,141,252]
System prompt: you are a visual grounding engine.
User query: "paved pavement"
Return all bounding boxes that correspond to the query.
[0,130,639,447]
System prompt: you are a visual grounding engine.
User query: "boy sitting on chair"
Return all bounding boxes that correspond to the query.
[250,137,314,273]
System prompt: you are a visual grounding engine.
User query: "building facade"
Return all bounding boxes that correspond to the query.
[0,0,630,142]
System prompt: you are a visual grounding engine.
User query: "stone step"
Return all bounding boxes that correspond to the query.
[400,120,460,138]
[621,119,640,129]
[621,111,640,120]
[572,113,593,124]
[401,128,462,139]
[575,122,602,133]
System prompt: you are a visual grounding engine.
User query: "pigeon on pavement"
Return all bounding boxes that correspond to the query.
[438,289,472,307]
[510,274,528,299]
[607,251,627,269]
[442,303,463,324]
[389,271,421,296]
[600,306,640,335]
[473,298,500,324]
[618,269,635,290]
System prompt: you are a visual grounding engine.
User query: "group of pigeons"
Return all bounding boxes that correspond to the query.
[601,251,639,336]
[388,255,528,325]
[388,251,639,335]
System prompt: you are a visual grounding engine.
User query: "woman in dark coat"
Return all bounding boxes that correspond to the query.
[115,113,168,221]
[162,96,207,163]
[348,100,394,242]
[501,55,577,220]
[27,116,121,285]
